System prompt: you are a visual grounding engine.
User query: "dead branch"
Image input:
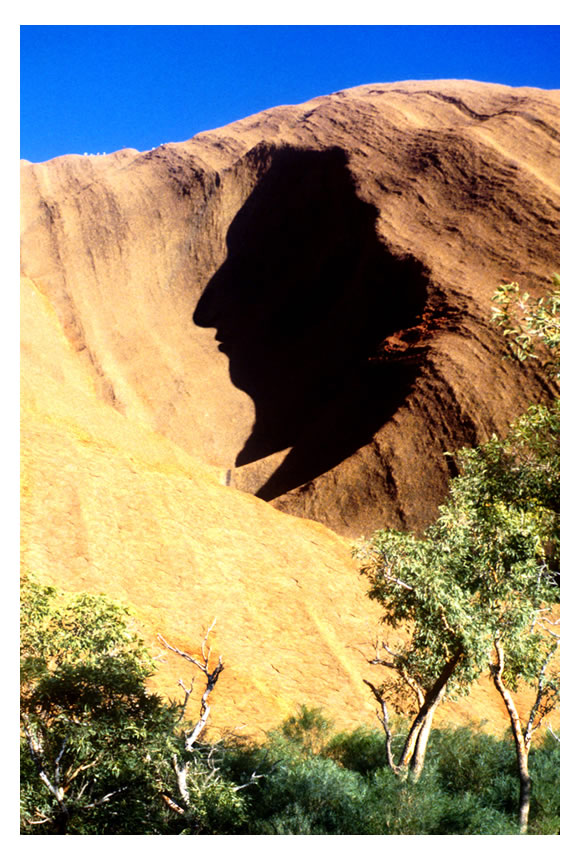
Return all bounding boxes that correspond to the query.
[172,752,190,805]
[157,622,225,750]
[233,771,267,792]
[66,754,103,785]
[363,679,404,776]
[22,716,65,805]
[83,787,127,809]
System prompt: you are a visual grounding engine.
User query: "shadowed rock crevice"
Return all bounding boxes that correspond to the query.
[194,145,430,499]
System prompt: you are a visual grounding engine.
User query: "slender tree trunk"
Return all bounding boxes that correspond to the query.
[398,647,463,773]
[491,638,532,834]
[517,756,532,835]
[409,694,441,781]
[55,807,71,835]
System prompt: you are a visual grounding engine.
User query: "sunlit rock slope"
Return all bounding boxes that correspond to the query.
[21,80,559,734]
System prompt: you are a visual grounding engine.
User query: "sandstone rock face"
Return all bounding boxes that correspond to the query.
[21,81,559,735]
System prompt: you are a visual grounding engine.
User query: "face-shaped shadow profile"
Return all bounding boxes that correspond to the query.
[194,145,429,500]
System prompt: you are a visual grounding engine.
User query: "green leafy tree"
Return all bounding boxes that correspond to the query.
[485,275,560,832]
[20,575,176,834]
[449,408,559,833]
[356,420,559,816]
[20,578,252,834]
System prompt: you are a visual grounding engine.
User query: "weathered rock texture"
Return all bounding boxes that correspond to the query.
[21,80,559,735]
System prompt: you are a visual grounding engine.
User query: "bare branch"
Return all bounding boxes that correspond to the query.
[201,618,218,662]
[83,787,128,809]
[172,753,190,805]
[174,677,195,724]
[380,566,413,590]
[537,621,560,640]
[158,626,225,679]
[21,716,66,806]
[157,633,209,674]
[381,641,404,659]
[54,737,67,787]
[66,754,103,785]
[25,812,53,826]
[363,679,404,776]
[369,640,425,709]
[233,771,267,792]
[158,624,225,750]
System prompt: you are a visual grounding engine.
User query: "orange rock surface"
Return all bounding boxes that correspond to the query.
[20,81,559,737]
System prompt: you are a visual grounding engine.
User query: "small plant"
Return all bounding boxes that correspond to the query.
[280,705,333,755]
[491,274,560,377]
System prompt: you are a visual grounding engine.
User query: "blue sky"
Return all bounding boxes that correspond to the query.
[20,24,560,163]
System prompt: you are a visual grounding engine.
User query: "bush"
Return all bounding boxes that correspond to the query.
[219,714,559,835]
[324,725,387,775]
[279,704,333,755]
[527,733,560,834]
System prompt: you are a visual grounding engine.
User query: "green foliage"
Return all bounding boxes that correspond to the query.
[218,715,558,834]
[248,751,365,834]
[355,440,558,716]
[20,575,176,834]
[452,399,560,565]
[20,576,247,835]
[527,733,560,834]
[324,724,387,775]
[20,597,560,839]
[280,704,333,755]
[492,275,560,377]
[427,724,519,812]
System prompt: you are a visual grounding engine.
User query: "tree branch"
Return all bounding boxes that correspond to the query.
[380,566,413,590]
[21,716,65,806]
[83,787,128,809]
[363,679,404,776]
[369,639,425,708]
[232,771,268,792]
[158,625,225,752]
[162,793,185,816]
[524,642,560,746]
[490,637,526,750]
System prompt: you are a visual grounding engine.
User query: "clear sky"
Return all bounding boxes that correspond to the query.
[20,24,560,164]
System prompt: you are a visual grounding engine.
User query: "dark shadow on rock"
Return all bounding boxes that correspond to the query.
[193,144,430,500]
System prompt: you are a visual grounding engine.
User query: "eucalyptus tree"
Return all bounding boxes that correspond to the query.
[20,575,176,833]
[486,276,560,832]
[356,412,558,792]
